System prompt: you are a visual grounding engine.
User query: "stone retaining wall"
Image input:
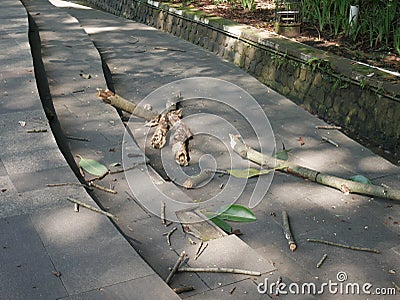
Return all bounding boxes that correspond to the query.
[81,0,400,156]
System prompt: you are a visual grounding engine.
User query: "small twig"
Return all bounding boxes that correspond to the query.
[161,201,166,225]
[307,238,380,253]
[165,251,186,284]
[153,46,186,52]
[229,287,236,294]
[315,125,342,130]
[322,136,339,147]
[65,135,90,142]
[194,242,208,260]
[66,197,118,220]
[163,226,177,246]
[316,253,328,268]
[282,211,297,251]
[178,267,261,276]
[392,281,400,292]
[27,129,47,133]
[173,286,195,294]
[89,181,117,194]
[109,163,146,175]
[194,241,203,257]
[46,182,92,190]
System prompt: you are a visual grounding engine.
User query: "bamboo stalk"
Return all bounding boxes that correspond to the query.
[315,125,342,130]
[282,210,297,251]
[229,134,400,202]
[178,267,261,276]
[166,251,186,284]
[66,197,118,220]
[307,238,380,254]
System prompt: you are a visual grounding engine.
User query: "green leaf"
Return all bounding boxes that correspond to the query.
[217,204,256,222]
[210,216,232,233]
[227,168,274,179]
[77,155,108,177]
[273,142,291,161]
[348,174,371,185]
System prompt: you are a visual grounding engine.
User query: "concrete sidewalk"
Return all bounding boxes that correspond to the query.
[0,0,179,299]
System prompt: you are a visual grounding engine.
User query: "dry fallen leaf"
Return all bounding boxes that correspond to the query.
[52,271,62,277]
[297,136,305,146]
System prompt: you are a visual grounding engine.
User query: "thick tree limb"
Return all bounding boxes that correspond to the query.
[96,88,157,120]
[229,134,400,202]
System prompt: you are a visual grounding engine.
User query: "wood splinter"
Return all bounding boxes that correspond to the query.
[282,210,297,251]
[316,253,328,268]
[169,112,192,166]
[165,251,186,285]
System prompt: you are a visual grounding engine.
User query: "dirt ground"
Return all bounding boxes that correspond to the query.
[171,0,400,73]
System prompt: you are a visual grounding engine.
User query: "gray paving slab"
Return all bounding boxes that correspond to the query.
[0,215,68,299]
[31,205,154,294]
[62,274,180,300]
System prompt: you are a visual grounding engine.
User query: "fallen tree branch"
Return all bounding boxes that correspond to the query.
[66,197,118,220]
[229,134,400,202]
[183,170,211,189]
[282,210,297,251]
[96,88,157,120]
[307,238,380,254]
[178,267,261,276]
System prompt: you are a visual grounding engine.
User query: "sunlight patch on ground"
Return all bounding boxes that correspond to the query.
[50,0,92,10]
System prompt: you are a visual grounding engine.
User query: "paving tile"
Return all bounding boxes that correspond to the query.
[0,215,68,299]
[61,274,180,300]
[0,186,89,218]
[9,166,77,193]
[186,278,268,300]
[31,206,154,295]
